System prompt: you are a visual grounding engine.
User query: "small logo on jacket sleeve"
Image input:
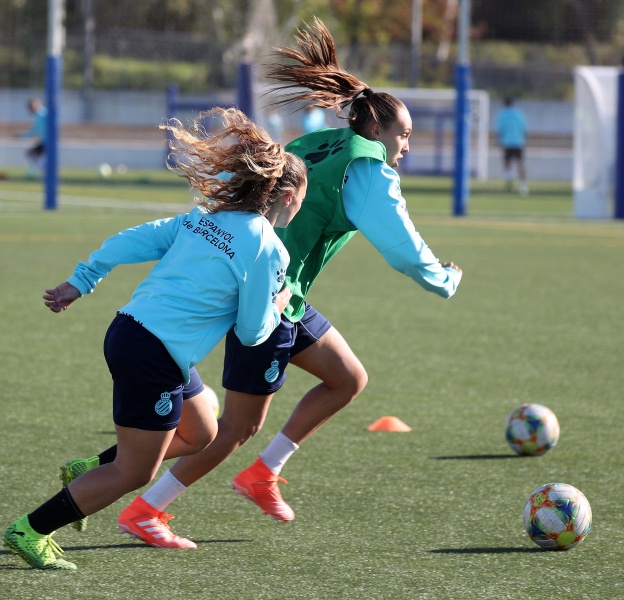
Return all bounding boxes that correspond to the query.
[155,392,173,416]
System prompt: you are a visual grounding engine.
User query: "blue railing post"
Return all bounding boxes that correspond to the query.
[236,62,255,120]
[44,0,64,211]
[614,69,624,219]
[453,63,471,216]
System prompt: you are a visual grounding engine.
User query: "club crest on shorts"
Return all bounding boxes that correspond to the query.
[155,391,173,416]
[264,359,280,383]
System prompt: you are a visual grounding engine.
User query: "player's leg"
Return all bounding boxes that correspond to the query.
[517,149,529,196]
[118,390,273,546]
[4,425,174,570]
[59,370,217,532]
[282,326,367,443]
[116,320,291,546]
[3,313,190,568]
[108,318,214,548]
[68,426,174,514]
[60,387,217,492]
[176,389,274,485]
[85,312,193,549]
[234,306,367,522]
[162,386,218,458]
[503,148,514,190]
[25,144,41,178]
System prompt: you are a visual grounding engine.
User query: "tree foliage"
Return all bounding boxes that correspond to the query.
[1,0,623,91]
[472,0,623,43]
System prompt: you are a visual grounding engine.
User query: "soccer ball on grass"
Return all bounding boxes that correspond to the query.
[505,403,560,456]
[524,482,592,550]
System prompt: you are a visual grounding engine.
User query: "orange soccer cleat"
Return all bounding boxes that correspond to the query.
[231,457,295,523]
[117,495,196,549]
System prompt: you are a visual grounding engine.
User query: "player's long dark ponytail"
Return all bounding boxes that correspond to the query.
[266,17,406,136]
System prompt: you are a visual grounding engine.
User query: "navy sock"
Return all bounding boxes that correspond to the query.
[28,487,85,536]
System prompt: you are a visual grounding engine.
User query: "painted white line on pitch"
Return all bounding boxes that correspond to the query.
[0,189,190,212]
[417,215,624,239]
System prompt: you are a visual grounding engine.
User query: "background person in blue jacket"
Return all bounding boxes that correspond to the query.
[496,97,529,196]
[2,107,307,571]
[19,98,48,179]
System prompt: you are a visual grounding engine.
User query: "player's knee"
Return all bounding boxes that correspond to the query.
[203,422,219,447]
[186,424,218,454]
[351,363,368,397]
[134,471,157,489]
[235,422,263,446]
[220,417,263,447]
[114,473,147,494]
[113,463,160,491]
[358,364,369,393]
[337,364,368,405]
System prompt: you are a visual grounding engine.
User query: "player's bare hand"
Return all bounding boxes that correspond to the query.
[442,261,462,275]
[43,282,80,313]
[274,286,293,315]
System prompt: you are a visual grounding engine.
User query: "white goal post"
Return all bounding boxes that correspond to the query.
[573,66,619,219]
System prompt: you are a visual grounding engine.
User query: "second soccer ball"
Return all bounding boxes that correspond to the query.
[505,403,560,456]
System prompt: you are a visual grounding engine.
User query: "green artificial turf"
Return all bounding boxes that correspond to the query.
[0,171,622,599]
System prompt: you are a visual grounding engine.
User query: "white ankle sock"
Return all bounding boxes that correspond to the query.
[260,431,299,475]
[142,469,187,511]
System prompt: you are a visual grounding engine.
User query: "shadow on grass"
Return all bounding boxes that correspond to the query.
[64,539,252,551]
[430,547,542,554]
[431,454,520,460]
[0,537,252,565]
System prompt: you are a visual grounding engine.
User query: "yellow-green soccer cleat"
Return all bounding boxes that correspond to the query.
[3,515,77,571]
[59,456,99,532]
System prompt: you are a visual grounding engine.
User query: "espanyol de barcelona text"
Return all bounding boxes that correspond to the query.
[183,216,236,259]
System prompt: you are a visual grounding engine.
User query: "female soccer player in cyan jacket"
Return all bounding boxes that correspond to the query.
[71,18,462,548]
[2,107,307,570]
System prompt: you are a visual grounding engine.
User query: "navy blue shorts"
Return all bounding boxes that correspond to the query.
[184,368,205,400]
[222,304,332,395]
[104,313,195,431]
[504,147,523,161]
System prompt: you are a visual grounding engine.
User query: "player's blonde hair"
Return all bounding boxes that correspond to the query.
[265,17,407,136]
[161,107,306,214]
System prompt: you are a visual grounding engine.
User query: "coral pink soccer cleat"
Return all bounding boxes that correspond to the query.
[231,457,295,523]
[117,495,196,549]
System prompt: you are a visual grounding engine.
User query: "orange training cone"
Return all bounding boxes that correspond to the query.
[367,416,412,432]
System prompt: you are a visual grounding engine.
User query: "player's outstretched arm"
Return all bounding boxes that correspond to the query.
[43,282,81,313]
